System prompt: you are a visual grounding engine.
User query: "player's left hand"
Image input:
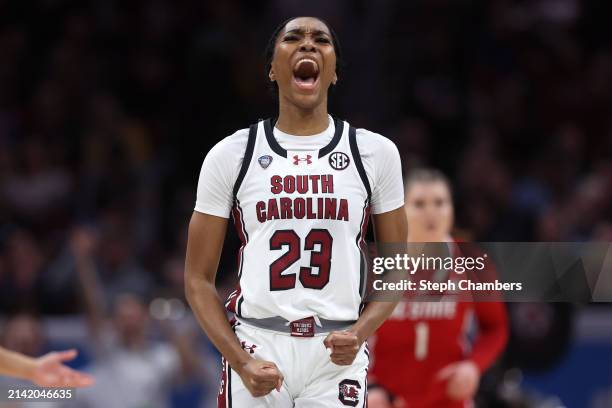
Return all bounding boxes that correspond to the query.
[29,349,95,388]
[323,331,361,366]
[436,360,480,401]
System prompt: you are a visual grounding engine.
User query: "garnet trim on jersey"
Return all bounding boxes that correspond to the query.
[218,321,239,408]
[348,125,372,303]
[229,201,247,316]
[218,356,231,408]
[263,117,344,158]
[357,201,371,300]
[229,123,257,317]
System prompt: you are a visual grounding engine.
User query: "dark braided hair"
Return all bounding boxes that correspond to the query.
[264,17,344,93]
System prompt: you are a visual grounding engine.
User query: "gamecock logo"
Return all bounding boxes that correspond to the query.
[338,379,361,406]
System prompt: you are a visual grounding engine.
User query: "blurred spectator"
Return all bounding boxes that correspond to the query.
[0,314,46,358]
[0,229,47,314]
[69,293,203,408]
[1,138,72,221]
[160,255,187,300]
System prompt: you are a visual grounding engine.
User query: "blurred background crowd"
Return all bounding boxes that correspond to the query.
[1,0,611,407]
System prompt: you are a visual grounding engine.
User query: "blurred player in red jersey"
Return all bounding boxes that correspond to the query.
[368,169,508,408]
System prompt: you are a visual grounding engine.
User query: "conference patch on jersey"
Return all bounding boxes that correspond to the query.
[338,379,361,406]
[258,155,273,169]
[329,151,350,170]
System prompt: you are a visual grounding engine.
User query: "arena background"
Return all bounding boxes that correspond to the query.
[1,0,612,407]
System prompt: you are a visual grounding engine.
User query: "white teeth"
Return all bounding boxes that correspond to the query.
[295,58,319,72]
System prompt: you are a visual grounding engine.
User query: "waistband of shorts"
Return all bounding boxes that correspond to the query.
[236,316,356,335]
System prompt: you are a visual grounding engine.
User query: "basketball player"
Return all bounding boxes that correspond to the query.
[368,169,508,408]
[0,346,94,387]
[185,17,407,407]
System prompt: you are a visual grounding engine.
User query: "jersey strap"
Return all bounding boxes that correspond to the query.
[318,118,344,158]
[348,126,372,199]
[263,117,344,158]
[232,122,258,197]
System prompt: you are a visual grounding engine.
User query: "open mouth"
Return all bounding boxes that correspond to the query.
[292,58,319,91]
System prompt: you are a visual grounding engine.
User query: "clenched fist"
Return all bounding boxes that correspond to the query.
[236,359,284,397]
[323,331,361,366]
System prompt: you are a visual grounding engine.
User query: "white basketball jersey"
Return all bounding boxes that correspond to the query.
[225,118,371,322]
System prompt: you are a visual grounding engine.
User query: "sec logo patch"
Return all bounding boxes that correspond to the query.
[329,152,350,170]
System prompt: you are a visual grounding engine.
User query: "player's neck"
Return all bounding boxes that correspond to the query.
[275,100,329,136]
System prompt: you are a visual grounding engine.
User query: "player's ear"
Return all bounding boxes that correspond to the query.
[269,68,276,82]
[332,72,338,86]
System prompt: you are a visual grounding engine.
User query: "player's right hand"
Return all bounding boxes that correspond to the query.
[236,359,284,397]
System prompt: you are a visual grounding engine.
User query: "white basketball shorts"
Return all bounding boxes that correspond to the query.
[218,320,369,407]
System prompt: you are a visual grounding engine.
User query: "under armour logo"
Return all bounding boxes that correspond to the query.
[293,155,312,165]
[241,341,257,354]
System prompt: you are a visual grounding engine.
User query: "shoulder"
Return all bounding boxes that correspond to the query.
[206,127,251,159]
[353,127,399,157]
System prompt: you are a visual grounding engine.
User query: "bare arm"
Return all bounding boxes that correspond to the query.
[184,212,249,370]
[0,346,37,381]
[350,206,408,343]
[324,206,408,364]
[70,227,106,340]
[0,347,94,388]
[185,211,282,396]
